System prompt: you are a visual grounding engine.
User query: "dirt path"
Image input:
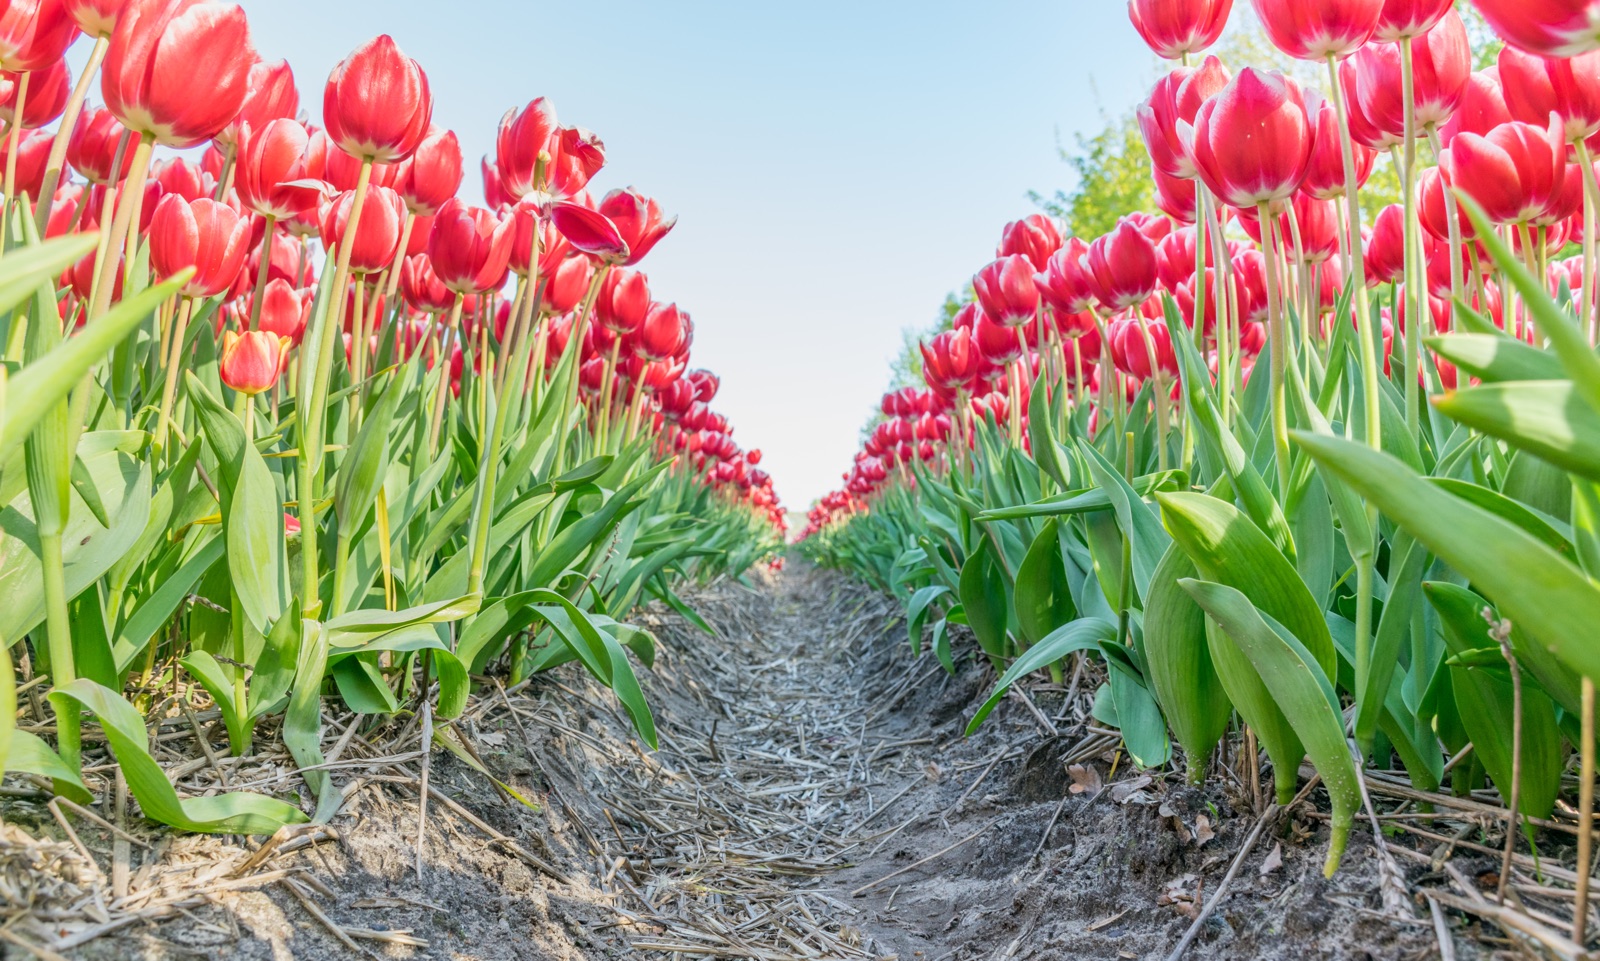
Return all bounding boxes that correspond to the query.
[23,567,1445,960]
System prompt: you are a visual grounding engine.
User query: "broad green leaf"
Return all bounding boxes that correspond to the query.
[966,617,1116,733]
[1142,544,1230,779]
[1432,381,1600,484]
[1012,519,1076,645]
[1079,440,1169,603]
[958,539,1010,664]
[906,584,951,657]
[1426,333,1563,384]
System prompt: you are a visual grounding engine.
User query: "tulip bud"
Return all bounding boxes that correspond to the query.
[1086,220,1160,309]
[320,184,406,274]
[323,34,432,164]
[215,58,298,151]
[103,0,255,147]
[394,125,463,215]
[1191,67,1315,210]
[972,255,1040,326]
[597,267,650,334]
[149,195,252,298]
[544,254,593,314]
[252,278,313,344]
[426,197,513,294]
[1128,0,1232,60]
[220,329,290,395]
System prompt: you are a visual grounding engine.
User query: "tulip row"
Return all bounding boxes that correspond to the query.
[0,0,782,835]
[801,0,1600,899]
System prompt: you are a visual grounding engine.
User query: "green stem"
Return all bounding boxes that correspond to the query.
[39,531,77,771]
[1258,202,1293,498]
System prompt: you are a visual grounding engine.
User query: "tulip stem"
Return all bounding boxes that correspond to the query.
[383,211,416,302]
[426,293,465,457]
[155,297,194,457]
[1577,140,1600,345]
[1424,127,1465,312]
[35,36,109,237]
[298,158,374,619]
[1257,203,1292,498]
[1398,36,1422,438]
[1577,675,1595,943]
[88,135,154,324]
[246,216,278,332]
[551,265,610,479]
[1324,56,1381,451]
[2,70,29,219]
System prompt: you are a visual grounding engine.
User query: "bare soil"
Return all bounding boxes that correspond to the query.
[1,566,1501,960]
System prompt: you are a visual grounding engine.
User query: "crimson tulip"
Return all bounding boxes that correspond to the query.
[1365,203,1407,284]
[1127,0,1232,60]
[1439,68,1511,144]
[496,97,557,201]
[972,255,1039,326]
[1447,118,1566,225]
[248,230,308,286]
[323,34,431,164]
[215,57,297,151]
[102,0,254,148]
[1303,91,1376,200]
[219,329,289,395]
[921,328,981,392]
[1192,67,1314,210]
[1351,9,1471,135]
[0,127,50,199]
[509,201,571,277]
[599,188,676,266]
[1418,159,1475,239]
[544,254,593,314]
[67,104,130,184]
[1473,0,1600,57]
[427,197,513,295]
[393,125,462,215]
[1086,220,1159,309]
[551,199,629,261]
[1153,167,1198,222]
[1375,0,1454,40]
[1499,46,1600,143]
[973,306,1024,364]
[547,125,606,199]
[597,267,651,334]
[250,278,311,343]
[1034,237,1098,314]
[0,56,68,129]
[320,184,406,274]
[635,302,690,361]
[0,0,77,73]
[1109,317,1178,380]
[1340,57,1402,151]
[1138,56,1232,182]
[1155,227,1203,291]
[321,133,395,192]
[400,252,454,314]
[688,368,719,402]
[149,194,250,298]
[482,156,513,210]
[1249,0,1382,60]
[996,213,1061,270]
[236,118,325,221]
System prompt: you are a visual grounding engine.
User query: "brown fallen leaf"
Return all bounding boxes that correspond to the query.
[1259,841,1283,877]
[1068,763,1102,794]
[1195,814,1215,847]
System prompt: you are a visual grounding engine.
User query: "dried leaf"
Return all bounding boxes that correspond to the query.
[1068,763,1102,794]
[1259,841,1283,876]
[1195,814,1215,847]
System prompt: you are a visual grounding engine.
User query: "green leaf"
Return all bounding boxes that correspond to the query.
[1142,544,1231,779]
[1079,440,1170,603]
[965,617,1117,733]
[958,539,1010,663]
[334,371,403,529]
[975,470,1186,521]
[1012,519,1076,646]
[50,680,307,834]
[1432,381,1600,484]
[906,584,952,657]
[1426,333,1564,384]
[1179,580,1359,876]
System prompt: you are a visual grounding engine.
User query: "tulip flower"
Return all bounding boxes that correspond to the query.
[1473,0,1600,57]
[544,253,593,314]
[66,104,130,184]
[996,213,1062,270]
[599,188,676,266]
[1439,68,1512,145]
[323,35,432,163]
[597,267,651,334]
[509,201,570,277]
[0,126,51,197]
[1302,96,1376,200]
[400,252,455,314]
[220,329,290,395]
[1447,118,1566,225]
[0,57,68,128]
[250,278,313,344]
[1498,46,1600,143]
[1127,0,1232,60]
[394,125,462,215]
[972,255,1040,326]
[1340,57,1402,151]
[688,368,720,402]
[920,328,982,392]
[1418,160,1476,240]
[64,0,119,37]
[1351,9,1471,135]
[482,155,514,210]
[496,97,558,201]
[320,184,406,274]
[1365,203,1408,284]
[1034,237,1098,314]
[236,118,325,221]
[1138,56,1231,182]
[102,0,254,148]
[0,0,78,73]
[149,194,251,298]
[1191,67,1315,210]
[426,197,514,295]
[973,307,1024,364]
[215,58,298,152]
[635,302,690,361]
[1249,0,1382,60]
[1109,317,1178,380]
[547,125,606,199]
[551,199,629,261]
[1152,167,1198,222]
[1085,220,1159,309]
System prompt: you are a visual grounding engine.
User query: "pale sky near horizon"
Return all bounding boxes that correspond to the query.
[209,1,1158,509]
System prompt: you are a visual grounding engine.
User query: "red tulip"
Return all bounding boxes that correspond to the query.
[393,125,462,215]
[236,118,325,221]
[1127,0,1232,60]
[1447,118,1566,225]
[1365,203,1407,284]
[1155,226,1202,291]
[1086,220,1160,309]
[973,306,1024,364]
[321,131,395,192]
[996,213,1062,270]
[921,328,981,392]
[544,254,593,314]
[250,277,311,344]
[508,201,570,276]
[319,184,406,274]
[1351,9,1471,135]
[1034,237,1098,314]
[1232,249,1269,323]
[1138,56,1231,181]
[149,195,250,297]
[215,57,297,151]
[67,104,131,184]
[635,302,690,361]
[547,125,605,200]
[598,188,675,266]
[1375,0,1455,40]
[426,197,512,295]
[481,156,513,210]
[551,199,629,261]
[0,0,78,73]
[1440,68,1512,145]
[64,0,120,37]
[1109,317,1178,380]
[0,127,52,199]
[1340,57,1401,151]
[1302,93,1375,200]
[1152,167,1198,222]
[972,255,1039,326]
[219,328,289,395]
[495,98,558,202]
[102,0,254,148]
[400,253,454,313]
[597,267,651,334]
[248,229,309,286]
[688,368,719,402]
[1499,46,1600,143]
[1249,0,1382,60]
[151,156,212,203]
[1191,67,1314,209]
[0,56,68,129]
[1473,0,1600,57]
[1417,159,1475,239]
[323,34,431,164]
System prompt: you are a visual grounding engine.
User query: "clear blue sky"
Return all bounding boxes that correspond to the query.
[226,0,1159,509]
